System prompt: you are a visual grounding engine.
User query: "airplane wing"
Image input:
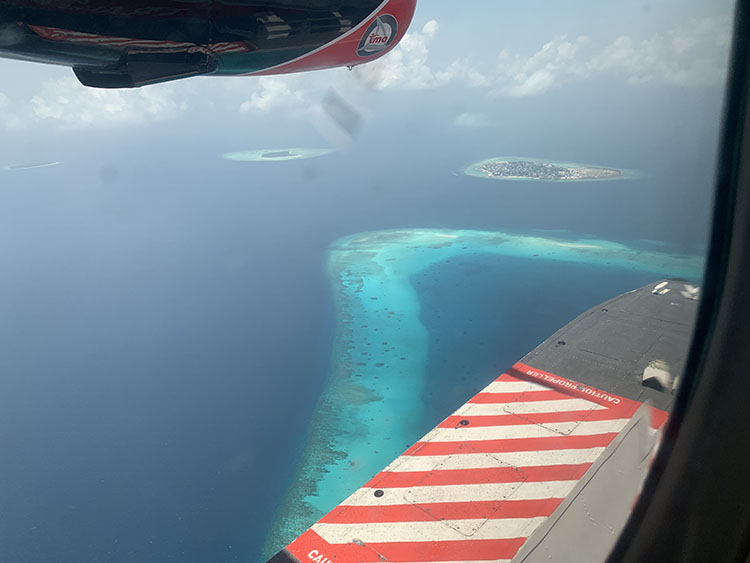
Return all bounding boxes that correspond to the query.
[268,279,698,563]
[0,0,417,88]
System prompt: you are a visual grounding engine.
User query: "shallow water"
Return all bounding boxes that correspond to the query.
[263,228,703,556]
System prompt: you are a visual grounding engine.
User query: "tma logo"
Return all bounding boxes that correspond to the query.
[357,14,398,57]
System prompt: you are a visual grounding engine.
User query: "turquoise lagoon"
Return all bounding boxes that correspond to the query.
[263,228,703,556]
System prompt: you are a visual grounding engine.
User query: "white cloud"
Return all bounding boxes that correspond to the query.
[232,19,447,117]
[588,36,636,73]
[355,19,443,90]
[0,14,733,131]
[435,60,490,88]
[491,35,591,97]
[454,112,491,129]
[422,19,439,37]
[26,77,188,128]
[351,15,731,98]
[503,69,556,97]
[239,76,308,114]
[229,14,732,110]
[588,16,732,86]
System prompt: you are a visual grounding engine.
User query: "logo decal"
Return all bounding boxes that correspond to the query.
[357,14,398,57]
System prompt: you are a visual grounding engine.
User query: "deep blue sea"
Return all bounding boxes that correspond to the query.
[0,81,721,562]
[415,255,664,426]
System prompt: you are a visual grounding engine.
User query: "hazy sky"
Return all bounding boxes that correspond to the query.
[0,0,734,250]
[0,0,734,139]
[0,1,738,561]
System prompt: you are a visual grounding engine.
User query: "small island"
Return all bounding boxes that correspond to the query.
[464,157,631,182]
[222,148,335,162]
[4,161,61,171]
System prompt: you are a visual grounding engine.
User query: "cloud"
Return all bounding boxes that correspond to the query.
[25,77,188,128]
[0,14,733,131]
[231,19,447,118]
[454,112,491,128]
[491,35,591,97]
[352,15,732,97]
[239,76,307,114]
[355,19,443,90]
[351,25,595,96]
[588,16,732,86]
[503,69,556,97]
[496,16,732,94]
[422,19,439,37]
[227,20,446,118]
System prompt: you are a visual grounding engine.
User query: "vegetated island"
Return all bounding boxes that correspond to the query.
[261,151,294,159]
[221,148,335,162]
[464,157,630,181]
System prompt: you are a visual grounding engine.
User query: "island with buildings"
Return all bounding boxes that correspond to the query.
[464,157,630,181]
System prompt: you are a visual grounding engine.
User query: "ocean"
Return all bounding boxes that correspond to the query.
[0,81,720,562]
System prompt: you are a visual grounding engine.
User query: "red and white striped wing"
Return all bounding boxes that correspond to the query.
[277,363,666,563]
